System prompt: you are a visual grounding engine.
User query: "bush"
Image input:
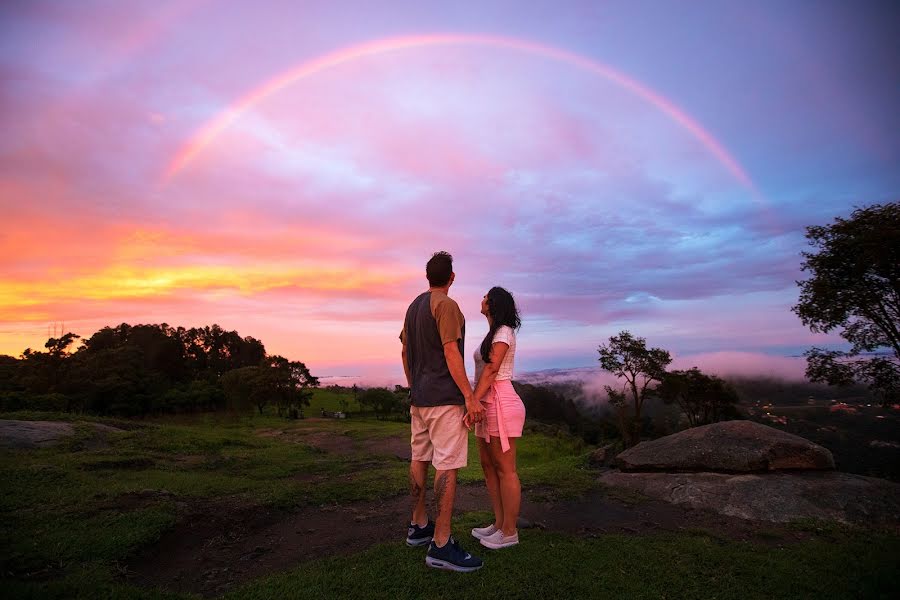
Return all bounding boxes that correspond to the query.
[0,391,28,412]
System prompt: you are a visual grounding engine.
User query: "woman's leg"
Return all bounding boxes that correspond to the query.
[487,437,520,536]
[478,436,503,528]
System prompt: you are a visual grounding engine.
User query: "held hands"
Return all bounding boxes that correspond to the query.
[463,393,485,430]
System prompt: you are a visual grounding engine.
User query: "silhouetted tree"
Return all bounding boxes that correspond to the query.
[4,322,313,416]
[19,332,80,396]
[793,203,900,406]
[221,366,264,414]
[658,367,740,427]
[0,355,21,391]
[598,331,672,447]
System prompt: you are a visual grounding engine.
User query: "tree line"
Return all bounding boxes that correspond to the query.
[596,202,899,447]
[0,323,318,417]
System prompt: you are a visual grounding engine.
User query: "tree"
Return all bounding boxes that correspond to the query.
[393,385,411,421]
[358,387,401,419]
[598,331,672,447]
[18,333,80,396]
[221,366,262,413]
[657,367,740,427]
[793,203,900,406]
[0,355,21,392]
[221,357,319,417]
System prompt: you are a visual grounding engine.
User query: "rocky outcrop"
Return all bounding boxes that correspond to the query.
[599,470,900,527]
[600,421,900,526]
[616,420,835,472]
[0,419,124,449]
[0,420,75,448]
[588,444,616,467]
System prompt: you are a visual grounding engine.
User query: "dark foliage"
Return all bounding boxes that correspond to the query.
[793,202,900,405]
[357,386,406,420]
[513,381,615,444]
[0,323,317,417]
[598,331,672,447]
[657,367,741,427]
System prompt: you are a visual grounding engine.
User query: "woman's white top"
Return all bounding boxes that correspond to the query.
[473,325,516,383]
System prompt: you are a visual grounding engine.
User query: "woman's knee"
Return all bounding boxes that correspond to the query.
[493,459,517,479]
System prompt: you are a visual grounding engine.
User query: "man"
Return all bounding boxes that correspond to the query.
[400,251,485,572]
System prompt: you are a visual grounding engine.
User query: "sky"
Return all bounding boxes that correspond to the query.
[1,0,898,384]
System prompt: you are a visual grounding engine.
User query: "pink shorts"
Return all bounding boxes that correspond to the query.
[475,380,525,453]
[410,405,468,470]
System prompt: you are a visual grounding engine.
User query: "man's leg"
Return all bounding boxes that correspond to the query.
[424,407,482,571]
[410,460,429,526]
[409,405,433,527]
[432,468,457,546]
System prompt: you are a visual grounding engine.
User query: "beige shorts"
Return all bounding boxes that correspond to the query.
[410,404,468,471]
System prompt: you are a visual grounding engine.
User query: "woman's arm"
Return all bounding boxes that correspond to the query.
[472,341,510,403]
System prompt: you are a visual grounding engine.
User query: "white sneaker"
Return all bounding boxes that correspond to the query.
[480,529,519,549]
[471,524,498,540]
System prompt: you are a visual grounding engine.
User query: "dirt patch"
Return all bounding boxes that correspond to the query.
[92,489,183,513]
[300,432,357,455]
[258,428,411,460]
[257,429,356,454]
[80,457,156,470]
[125,494,407,597]
[125,482,812,597]
[361,436,411,460]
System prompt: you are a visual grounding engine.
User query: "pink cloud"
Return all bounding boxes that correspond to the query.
[671,351,807,381]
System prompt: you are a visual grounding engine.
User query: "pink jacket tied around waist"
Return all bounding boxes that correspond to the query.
[475,379,525,453]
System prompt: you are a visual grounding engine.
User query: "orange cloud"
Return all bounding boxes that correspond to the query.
[0,206,418,325]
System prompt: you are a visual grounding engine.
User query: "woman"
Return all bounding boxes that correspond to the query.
[468,286,525,549]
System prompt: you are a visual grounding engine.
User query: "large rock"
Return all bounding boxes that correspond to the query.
[0,419,124,449]
[599,470,900,526]
[0,420,75,448]
[616,420,835,472]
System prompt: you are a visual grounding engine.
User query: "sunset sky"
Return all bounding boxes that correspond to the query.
[1,0,898,383]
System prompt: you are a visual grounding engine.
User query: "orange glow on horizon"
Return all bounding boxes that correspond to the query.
[0,262,413,321]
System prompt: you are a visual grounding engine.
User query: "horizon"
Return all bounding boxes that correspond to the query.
[2,1,898,382]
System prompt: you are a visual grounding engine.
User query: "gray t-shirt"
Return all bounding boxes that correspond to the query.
[401,291,465,407]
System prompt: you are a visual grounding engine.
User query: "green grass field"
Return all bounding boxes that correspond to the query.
[1,409,898,599]
[305,388,365,415]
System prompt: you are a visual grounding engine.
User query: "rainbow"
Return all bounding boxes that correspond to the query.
[165,33,755,190]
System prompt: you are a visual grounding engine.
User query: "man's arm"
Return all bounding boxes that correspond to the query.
[443,340,483,421]
[401,344,411,388]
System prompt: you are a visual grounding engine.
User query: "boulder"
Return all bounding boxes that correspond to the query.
[0,420,124,449]
[616,420,834,472]
[599,470,900,526]
[0,419,74,448]
[588,444,616,467]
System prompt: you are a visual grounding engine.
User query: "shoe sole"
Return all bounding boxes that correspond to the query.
[425,556,483,572]
[480,538,519,550]
[406,536,433,547]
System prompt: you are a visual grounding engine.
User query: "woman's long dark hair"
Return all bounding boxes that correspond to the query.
[480,286,521,364]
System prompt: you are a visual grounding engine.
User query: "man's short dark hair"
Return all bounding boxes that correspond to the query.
[426,251,453,287]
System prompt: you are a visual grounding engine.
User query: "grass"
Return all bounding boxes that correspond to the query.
[2,410,898,599]
[225,525,900,600]
[305,388,363,415]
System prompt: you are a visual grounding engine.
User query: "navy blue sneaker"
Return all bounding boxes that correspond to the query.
[406,520,435,547]
[425,536,484,572]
